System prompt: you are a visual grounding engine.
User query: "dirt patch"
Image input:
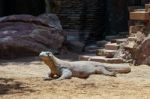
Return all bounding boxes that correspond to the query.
[0,53,150,99]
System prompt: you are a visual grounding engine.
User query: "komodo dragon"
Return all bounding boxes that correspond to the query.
[39,51,131,80]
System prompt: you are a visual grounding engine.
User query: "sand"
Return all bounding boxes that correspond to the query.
[0,53,150,99]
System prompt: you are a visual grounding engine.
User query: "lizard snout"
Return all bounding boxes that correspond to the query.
[39,51,49,57]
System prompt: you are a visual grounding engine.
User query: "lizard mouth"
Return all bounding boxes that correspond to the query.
[39,55,47,59]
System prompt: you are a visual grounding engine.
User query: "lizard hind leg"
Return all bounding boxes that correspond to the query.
[96,66,116,77]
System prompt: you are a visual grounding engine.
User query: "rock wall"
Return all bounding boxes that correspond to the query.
[53,0,130,41]
[135,34,150,65]
[54,0,107,41]
[128,0,150,6]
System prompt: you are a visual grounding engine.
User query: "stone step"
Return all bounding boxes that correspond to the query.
[96,49,105,56]
[84,45,101,53]
[105,35,120,41]
[105,43,119,50]
[130,10,149,20]
[115,38,127,44]
[96,49,117,58]
[79,55,124,64]
[128,37,137,41]
[110,38,127,44]
[96,40,108,47]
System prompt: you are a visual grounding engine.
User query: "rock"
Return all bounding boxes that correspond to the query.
[113,31,146,64]
[0,15,65,59]
[135,31,145,43]
[38,13,63,30]
[128,31,145,42]
[114,45,133,63]
[135,34,150,65]
[129,25,144,35]
[124,32,145,59]
[125,41,137,50]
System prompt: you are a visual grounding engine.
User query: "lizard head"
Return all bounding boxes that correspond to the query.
[39,51,60,77]
[39,51,54,60]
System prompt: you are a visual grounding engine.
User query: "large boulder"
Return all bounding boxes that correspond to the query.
[0,15,65,59]
[135,34,150,65]
[38,13,63,30]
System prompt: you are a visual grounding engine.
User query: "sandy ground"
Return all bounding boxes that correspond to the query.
[0,53,150,99]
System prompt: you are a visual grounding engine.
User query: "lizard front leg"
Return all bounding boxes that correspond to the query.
[44,71,60,81]
[56,68,72,80]
[44,72,54,81]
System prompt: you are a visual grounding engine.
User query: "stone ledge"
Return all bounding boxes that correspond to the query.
[111,38,127,44]
[96,49,117,58]
[115,38,127,44]
[128,37,137,41]
[130,11,149,20]
[105,43,119,50]
[145,4,150,12]
[79,55,124,64]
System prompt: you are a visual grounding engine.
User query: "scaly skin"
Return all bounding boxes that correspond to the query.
[39,51,131,80]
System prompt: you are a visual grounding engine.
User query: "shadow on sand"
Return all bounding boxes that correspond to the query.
[0,78,36,95]
[0,56,42,66]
